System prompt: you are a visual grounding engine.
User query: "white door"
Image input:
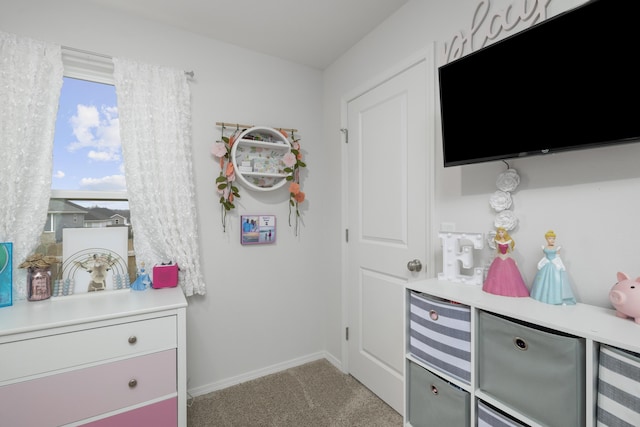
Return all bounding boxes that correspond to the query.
[346,52,433,414]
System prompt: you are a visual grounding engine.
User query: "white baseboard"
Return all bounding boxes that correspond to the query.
[188,351,344,398]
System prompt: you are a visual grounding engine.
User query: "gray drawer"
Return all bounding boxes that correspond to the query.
[408,360,470,427]
[478,311,585,427]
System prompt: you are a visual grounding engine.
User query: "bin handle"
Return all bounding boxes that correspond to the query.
[513,336,528,351]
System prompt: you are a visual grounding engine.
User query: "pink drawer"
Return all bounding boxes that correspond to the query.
[80,397,177,427]
[0,350,176,427]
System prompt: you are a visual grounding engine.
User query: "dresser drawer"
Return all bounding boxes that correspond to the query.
[0,349,176,427]
[80,397,177,427]
[0,315,176,382]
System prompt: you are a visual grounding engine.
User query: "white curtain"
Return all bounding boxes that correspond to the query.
[113,58,206,296]
[0,31,63,299]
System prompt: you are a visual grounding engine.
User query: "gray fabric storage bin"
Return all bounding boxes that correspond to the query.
[477,400,527,427]
[597,344,640,426]
[408,360,470,427]
[409,291,471,384]
[478,311,585,427]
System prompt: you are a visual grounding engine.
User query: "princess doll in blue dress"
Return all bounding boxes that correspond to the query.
[530,230,576,305]
[483,227,530,297]
[131,262,152,291]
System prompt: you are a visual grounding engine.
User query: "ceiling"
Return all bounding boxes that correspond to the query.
[87,0,408,70]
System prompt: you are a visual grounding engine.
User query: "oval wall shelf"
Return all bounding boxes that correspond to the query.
[230,126,291,192]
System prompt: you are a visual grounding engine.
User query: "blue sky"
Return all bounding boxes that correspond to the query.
[53,77,125,192]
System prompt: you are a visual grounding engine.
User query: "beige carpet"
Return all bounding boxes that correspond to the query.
[187,359,403,427]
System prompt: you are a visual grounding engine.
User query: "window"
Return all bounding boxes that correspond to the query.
[52,76,123,193]
[37,48,137,291]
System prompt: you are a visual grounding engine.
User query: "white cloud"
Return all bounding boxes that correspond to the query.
[53,170,65,179]
[67,104,121,163]
[79,174,127,191]
[69,104,100,148]
[88,150,120,162]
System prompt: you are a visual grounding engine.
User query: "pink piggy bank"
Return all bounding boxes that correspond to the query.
[609,272,640,324]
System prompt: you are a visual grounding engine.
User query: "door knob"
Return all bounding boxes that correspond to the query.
[407,259,422,272]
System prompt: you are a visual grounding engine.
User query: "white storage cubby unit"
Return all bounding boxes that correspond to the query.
[0,287,188,427]
[230,126,292,191]
[405,278,640,427]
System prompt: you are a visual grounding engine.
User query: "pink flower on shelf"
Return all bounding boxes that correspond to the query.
[292,141,300,150]
[283,152,297,167]
[225,162,235,178]
[294,191,305,203]
[211,142,227,157]
[289,182,300,194]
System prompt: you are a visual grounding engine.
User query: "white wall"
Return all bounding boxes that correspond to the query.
[324,0,640,359]
[0,0,337,395]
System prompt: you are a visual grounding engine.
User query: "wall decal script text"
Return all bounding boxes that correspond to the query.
[442,0,551,64]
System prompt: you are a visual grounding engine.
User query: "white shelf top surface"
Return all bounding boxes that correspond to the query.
[407,278,640,354]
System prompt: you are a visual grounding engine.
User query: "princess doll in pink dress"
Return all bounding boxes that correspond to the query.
[482,227,530,297]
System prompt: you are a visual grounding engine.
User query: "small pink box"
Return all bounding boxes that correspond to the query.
[152,263,179,288]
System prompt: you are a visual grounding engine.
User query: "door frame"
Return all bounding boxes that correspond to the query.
[340,43,437,374]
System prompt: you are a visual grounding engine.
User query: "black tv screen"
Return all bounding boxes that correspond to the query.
[439,0,640,167]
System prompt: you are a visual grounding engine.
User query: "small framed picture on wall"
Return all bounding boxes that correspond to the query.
[241,215,276,245]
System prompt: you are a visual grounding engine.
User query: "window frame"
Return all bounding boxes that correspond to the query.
[45,48,136,286]
[53,47,127,203]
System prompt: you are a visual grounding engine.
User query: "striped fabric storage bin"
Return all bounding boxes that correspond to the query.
[409,291,471,384]
[477,400,526,427]
[597,344,640,427]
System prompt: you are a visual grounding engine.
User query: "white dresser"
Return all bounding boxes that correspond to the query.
[0,287,187,427]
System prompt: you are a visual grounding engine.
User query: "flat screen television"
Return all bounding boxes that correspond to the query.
[438,0,640,167]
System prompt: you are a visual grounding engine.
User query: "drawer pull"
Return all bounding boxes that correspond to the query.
[514,337,528,351]
[429,310,439,321]
[128,336,137,344]
[430,384,439,395]
[128,379,138,388]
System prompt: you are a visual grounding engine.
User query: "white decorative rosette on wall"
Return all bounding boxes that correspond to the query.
[487,167,520,249]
